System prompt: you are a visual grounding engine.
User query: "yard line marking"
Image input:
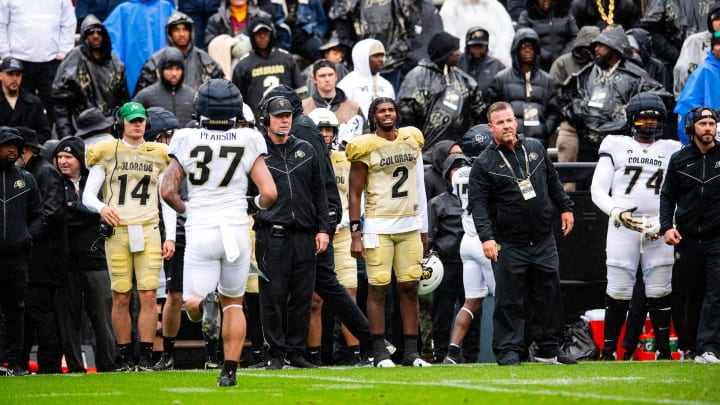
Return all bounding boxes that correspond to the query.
[239,372,712,405]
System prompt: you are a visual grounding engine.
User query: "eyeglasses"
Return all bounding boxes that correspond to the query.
[85,28,103,36]
[519,43,534,50]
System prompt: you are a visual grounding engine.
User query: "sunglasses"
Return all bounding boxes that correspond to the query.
[85,28,103,36]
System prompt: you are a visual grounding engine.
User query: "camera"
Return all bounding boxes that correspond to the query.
[98,220,115,238]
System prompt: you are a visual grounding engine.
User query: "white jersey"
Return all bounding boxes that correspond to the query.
[168,127,267,228]
[593,135,681,217]
[451,165,476,238]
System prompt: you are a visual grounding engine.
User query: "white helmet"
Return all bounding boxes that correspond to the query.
[238,102,255,127]
[419,252,444,295]
[308,108,339,149]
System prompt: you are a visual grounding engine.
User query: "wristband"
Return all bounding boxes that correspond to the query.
[254,195,267,210]
[349,220,362,233]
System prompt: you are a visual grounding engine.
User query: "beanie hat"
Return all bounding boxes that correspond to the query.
[428,32,460,66]
[54,136,86,167]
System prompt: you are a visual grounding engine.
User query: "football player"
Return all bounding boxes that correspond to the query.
[590,92,680,361]
[161,79,277,386]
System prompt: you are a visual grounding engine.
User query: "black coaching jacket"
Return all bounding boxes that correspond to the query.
[468,135,574,245]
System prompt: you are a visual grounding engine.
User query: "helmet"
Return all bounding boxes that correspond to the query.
[194,78,243,129]
[308,108,339,149]
[461,124,493,159]
[419,252,444,295]
[626,92,666,139]
[237,103,255,128]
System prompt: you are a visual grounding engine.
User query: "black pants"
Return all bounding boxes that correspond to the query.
[20,59,60,127]
[314,234,371,349]
[675,236,720,354]
[492,236,564,363]
[256,227,316,357]
[55,270,116,372]
[432,260,481,362]
[23,283,63,373]
[0,255,28,368]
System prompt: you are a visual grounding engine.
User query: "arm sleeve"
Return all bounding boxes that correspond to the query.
[159,172,177,241]
[82,165,107,214]
[58,0,77,56]
[590,155,617,216]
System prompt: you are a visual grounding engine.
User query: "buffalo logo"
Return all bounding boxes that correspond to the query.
[278,100,286,108]
[295,150,305,159]
[715,161,720,169]
[474,134,487,144]
[529,152,538,161]
[471,30,486,40]
[13,179,25,189]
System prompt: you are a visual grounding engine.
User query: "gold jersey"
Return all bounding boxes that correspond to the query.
[331,150,351,215]
[345,127,424,219]
[86,139,170,225]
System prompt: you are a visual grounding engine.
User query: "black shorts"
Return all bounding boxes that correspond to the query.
[164,234,185,293]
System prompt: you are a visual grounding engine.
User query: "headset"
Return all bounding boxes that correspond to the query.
[112,107,151,139]
[685,106,719,141]
[257,95,289,129]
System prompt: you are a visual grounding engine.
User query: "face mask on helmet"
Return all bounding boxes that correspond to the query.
[632,110,665,139]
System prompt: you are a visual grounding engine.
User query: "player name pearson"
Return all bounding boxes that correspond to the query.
[379,153,416,167]
[119,161,154,171]
[200,132,237,140]
[626,156,663,166]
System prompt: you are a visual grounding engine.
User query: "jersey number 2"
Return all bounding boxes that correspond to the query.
[391,166,409,198]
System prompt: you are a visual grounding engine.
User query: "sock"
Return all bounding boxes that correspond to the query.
[603,296,629,353]
[118,343,133,363]
[163,337,176,356]
[139,342,154,362]
[371,334,386,357]
[404,334,418,358]
[447,344,461,359]
[222,360,238,376]
[347,345,361,356]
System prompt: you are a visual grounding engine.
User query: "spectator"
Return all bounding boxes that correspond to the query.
[302,58,364,144]
[569,0,638,31]
[398,32,485,160]
[178,0,222,48]
[425,140,463,201]
[626,28,672,92]
[590,93,679,361]
[252,95,330,369]
[204,0,274,48]
[404,0,445,77]
[557,26,667,163]
[427,154,483,364]
[104,0,176,95]
[517,0,578,72]
[328,0,421,91]
[0,58,52,143]
[0,127,43,376]
[231,13,306,117]
[288,0,328,63]
[76,0,125,25]
[134,48,196,126]
[660,106,720,364]
[549,25,600,86]
[53,136,117,373]
[74,107,116,146]
[302,39,352,99]
[15,127,68,374]
[457,27,506,96]
[337,39,394,120]
[674,30,720,144]
[52,14,130,139]
[135,11,224,94]
[82,101,173,371]
[469,101,576,366]
[0,0,76,127]
[162,79,277,385]
[672,3,720,100]
[486,28,561,148]
[439,0,514,67]
[346,97,431,368]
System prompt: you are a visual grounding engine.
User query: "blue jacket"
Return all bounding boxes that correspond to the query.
[674,50,720,144]
[103,0,175,94]
[295,0,328,38]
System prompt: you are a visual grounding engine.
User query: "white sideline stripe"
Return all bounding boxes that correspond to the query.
[239,372,711,405]
[25,392,124,398]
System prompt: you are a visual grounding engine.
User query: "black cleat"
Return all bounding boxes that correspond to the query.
[152,353,174,371]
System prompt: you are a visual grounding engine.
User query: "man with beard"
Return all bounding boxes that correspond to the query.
[0,57,51,143]
[346,97,431,368]
[53,15,129,139]
[0,127,42,376]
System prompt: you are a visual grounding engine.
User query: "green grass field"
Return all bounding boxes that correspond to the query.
[1,361,719,404]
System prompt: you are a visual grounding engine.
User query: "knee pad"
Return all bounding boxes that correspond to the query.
[368,271,392,286]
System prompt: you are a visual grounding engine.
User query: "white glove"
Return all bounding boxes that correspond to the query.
[610,207,644,233]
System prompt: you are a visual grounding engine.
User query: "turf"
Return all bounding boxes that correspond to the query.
[1,361,718,404]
